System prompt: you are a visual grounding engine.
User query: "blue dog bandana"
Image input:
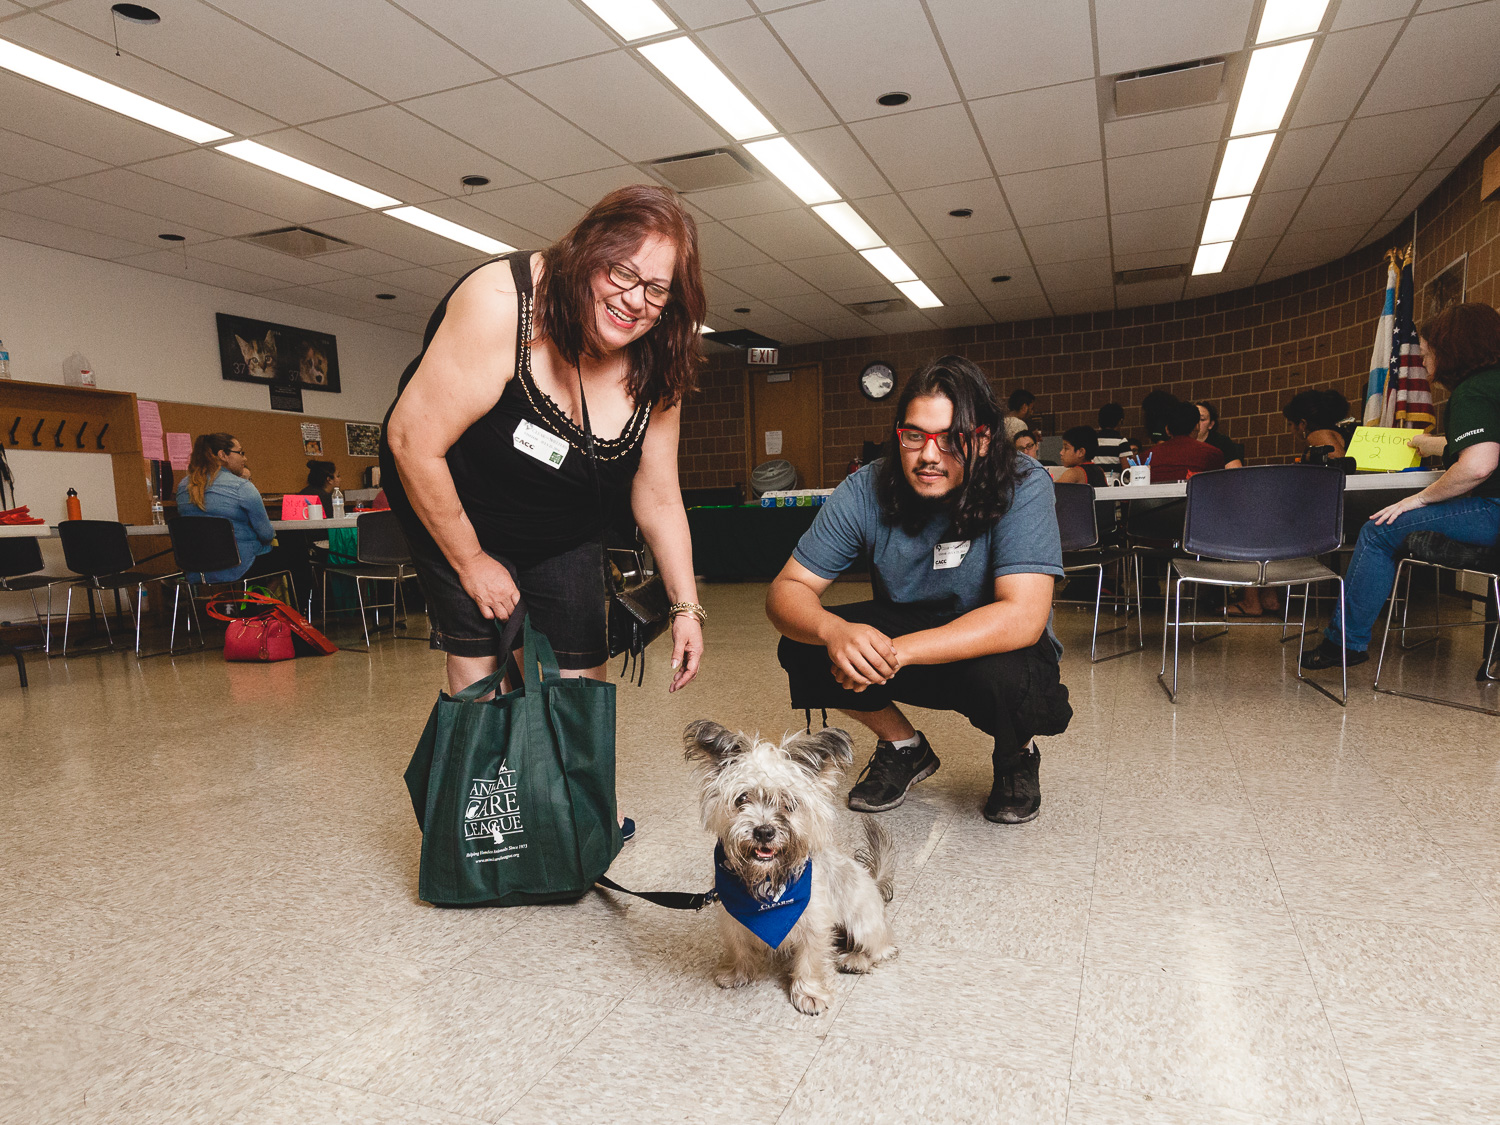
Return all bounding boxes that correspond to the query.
[713,843,812,950]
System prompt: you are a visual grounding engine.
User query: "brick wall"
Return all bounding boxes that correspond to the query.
[682,120,1500,491]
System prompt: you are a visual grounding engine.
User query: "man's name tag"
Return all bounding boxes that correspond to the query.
[933,540,971,570]
[513,419,569,469]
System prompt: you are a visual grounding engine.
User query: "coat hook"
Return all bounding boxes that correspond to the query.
[53,419,67,448]
[95,422,110,449]
[31,419,45,447]
[75,421,88,448]
[7,418,18,445]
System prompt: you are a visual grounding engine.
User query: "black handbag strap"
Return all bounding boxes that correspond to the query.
[595,874,717,911]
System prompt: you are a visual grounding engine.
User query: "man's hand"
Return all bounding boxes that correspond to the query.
[826,620,899,691]
[1407,433,1447,458]
[458,553,520,621]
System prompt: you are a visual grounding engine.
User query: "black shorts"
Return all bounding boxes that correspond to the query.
[403,527,608,668]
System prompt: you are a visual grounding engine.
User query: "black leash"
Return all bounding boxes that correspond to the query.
[595,875,717,911]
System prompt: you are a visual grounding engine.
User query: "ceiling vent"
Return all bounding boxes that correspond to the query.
[238,226,354,259]
[1114,59,1224,117]
[649,148,757,192]
[846,298,908,316]
[703,328,780,349]
[1115,263,1189,285]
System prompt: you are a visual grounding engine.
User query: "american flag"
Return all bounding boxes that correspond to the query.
[1362,252,1398,425]
[1382,249,1434,430]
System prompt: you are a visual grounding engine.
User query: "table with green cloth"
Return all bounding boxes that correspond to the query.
[687,504,837,581]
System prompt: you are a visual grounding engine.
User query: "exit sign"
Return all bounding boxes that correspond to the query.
[747,347,779,365]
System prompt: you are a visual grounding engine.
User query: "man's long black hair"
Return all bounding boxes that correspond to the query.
[875,354,1018,540]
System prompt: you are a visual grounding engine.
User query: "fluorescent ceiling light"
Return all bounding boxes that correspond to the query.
[895,279,943,309]
[581,0,676,40]
[386,207,514,255]
[639,38,774,140]
[1231,39,1313,136]
[699,323,715,334]
[0,38,230,143]
[1213,134,1275,198]
[743,138,838,204]
[1257,0,1329,43]
[1192,242,1233,275]
[812,202,883,251]
[860,247,918,284]
[1201,196,1251,244]
[217,140,399,209]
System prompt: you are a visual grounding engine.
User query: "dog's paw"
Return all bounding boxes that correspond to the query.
[836,949,877,974]
[714,967,753,990]
[789,981,830,1015]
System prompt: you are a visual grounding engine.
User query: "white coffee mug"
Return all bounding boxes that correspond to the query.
[1120,465,1151,487]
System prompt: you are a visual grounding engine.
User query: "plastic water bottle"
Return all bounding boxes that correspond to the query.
[151,499,165,525]
[330,487,344,518]
[0,339,10,379]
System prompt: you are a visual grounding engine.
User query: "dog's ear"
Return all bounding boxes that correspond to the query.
[784,727,854,782]
[683,720,748,771]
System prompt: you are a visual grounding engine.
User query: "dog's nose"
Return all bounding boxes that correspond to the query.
[752,824,776,844]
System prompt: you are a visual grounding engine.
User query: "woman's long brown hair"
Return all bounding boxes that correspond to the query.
[1419,302,1500,390]
[186,432,236,509]
[534,184,705,408]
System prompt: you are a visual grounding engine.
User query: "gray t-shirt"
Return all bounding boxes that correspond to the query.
[792,458,1063,621]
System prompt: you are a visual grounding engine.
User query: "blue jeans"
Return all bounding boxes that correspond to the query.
[1327,496,1500,650]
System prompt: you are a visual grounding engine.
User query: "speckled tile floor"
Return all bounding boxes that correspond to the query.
[4,582,1500,1124]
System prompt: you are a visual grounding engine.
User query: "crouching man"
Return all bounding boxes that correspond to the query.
[766,356,1072,824]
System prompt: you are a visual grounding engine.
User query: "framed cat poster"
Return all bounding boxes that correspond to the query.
[215,313,341,393]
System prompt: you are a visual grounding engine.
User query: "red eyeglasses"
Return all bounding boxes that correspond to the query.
[896,425,989,454]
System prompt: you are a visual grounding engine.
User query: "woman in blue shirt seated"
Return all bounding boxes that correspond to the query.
[175,432,277,582]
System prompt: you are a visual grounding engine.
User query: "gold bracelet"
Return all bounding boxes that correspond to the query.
[669,602,707,624]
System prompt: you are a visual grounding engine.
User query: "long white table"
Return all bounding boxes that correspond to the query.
[1100,470,1441,500]
[0,516,364,539]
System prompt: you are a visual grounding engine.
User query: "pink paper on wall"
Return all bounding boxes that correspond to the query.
[136,400,165,460]
[165,432,192,470]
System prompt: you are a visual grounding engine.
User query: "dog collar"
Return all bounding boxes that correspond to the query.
[713,843,811,950]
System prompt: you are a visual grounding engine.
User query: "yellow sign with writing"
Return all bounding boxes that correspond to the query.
[1346,426,1422,471]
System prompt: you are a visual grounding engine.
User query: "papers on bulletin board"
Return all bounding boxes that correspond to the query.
[165,432,192,470]
[1346,426,1421,471]
[765,430,783,455]
[300,422,323,456]
[136,400,164,460]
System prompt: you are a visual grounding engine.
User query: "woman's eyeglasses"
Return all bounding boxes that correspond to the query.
[896,426,987,453]
[607,262,672,307]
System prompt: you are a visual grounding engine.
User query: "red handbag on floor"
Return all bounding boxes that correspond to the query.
[205,591,336,661]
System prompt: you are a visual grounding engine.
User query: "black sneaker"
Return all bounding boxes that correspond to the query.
[985,743,1041,824]
[1300,639,1368,670]
[847,734,940,813]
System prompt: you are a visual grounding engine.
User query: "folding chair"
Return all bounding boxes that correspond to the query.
[1054,482,1142,661]
[318,511,419,650]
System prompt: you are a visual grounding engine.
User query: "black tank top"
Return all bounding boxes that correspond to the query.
[379,251,651,567]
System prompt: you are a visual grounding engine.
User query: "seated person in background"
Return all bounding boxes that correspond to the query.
[1003,388,1035,442]
[1140,389,1180,448]
[1303,303,1500,669]
[1056,426,1109,486]
[1094,403,1129,464]
[1195,401,1245,467]
[1147,400,1226,482]
[175,433,277,583]
[1283,388,1351,460]
[768,355,1070,826]
[1013,430,1040,459]
[301,459,342,514]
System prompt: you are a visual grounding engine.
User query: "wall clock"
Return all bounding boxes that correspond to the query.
[859,361,895,401]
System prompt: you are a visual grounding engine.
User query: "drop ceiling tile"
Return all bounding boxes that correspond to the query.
[1357,213,1408,248]
[922,303,992,330]
[1241,189,1305,240]
[1359,2,1500,116]
[250,128,443,206]
[1292,174,1412,231]
[1024,217,1110,264]
[549,167,662,207]
[222,0,492,102]
[982,294,1052,322]
[963,269,1043,300]
[849,105,992,191]
[311,211,490,268]
[0,127,107,184]
[260,285,374,321]
[1107,143,1217,213]
[191,238,349,286]
[129,150,365,226]
[686,181,802,221]
[390,0,615,74]
[888,241,957,278]
[119,249,289,294]
[42,0,381,125]
[971,81,1103,175]
[0,71,192,166]
[783,253,882,290]
[767,0,959,121]
[909,274,978,305]
[767,291,857,321]
[417,197,541,250]
[1290,22,1403,129]
[0,185,220,248]
[927,0,1095,99]
[403,80,621,181]
[1104,104,1229,158]
[1332,0,1419,30]
[698,222,772,269]
[1384,167,1449,220]
[50,169,283,238]
[0,207,153,259]
[1261,123,1342,192]
[801,314,878,339]
[1096,0,1254,74]
[1038,257,1113,293]
[772,323,833,345]
[666,0,758,27]
[712,261,819,300]
[1266,225,1365,268]
[304,107,529,197]
[312,276,433,311]
[1228,236,1278,272]
[1113,246,1195,272]
[1433,95,1500,167]
[368,311,430,334]
[848,195,928,247]
[698,18,838,133]
[1049,288,1115,315]
[512,52,726,163]
[702,276,755,310]
[1320,101,1480,183]
[1000,162,1107,226]
[1115,278,1186,308]
[795,126,894,198]
[0,173,33,193]
[901,178,1014,240]
[825,283,906,306]
[724,209,848,261]
[369,267,461,301]
[855,310,936,334]
[1110,203,1201,255]
[314,248,416,277]
[937,228,1029,277]
[1183,268,1260,298]
[463,182,587,242]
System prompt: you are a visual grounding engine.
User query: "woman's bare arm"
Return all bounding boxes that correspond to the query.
[631,403,703,690]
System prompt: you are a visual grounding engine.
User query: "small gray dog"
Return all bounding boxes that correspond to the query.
[684,720,898,1015]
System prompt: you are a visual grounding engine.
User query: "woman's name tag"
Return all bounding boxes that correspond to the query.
[933,540,971,569]
[513,419,568,469]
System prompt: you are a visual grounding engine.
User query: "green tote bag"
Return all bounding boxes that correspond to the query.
[404,615,622,907]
